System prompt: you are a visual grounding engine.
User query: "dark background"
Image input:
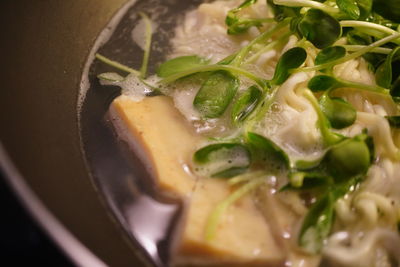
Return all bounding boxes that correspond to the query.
[0,170,74,266]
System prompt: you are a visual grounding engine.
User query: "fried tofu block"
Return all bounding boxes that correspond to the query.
[110,95,200,196]
[110,96,285,266]
[179,178,284,266]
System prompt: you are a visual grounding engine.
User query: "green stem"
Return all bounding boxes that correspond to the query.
[336,78,390,95]
[343,45,392,54]
[160,64,268,89]
[227,171,266,186]
[97,72,124,82]
[340,21,400,45]
[303,89,342,146]
[292,33,400,73]
[244,32,291,64]
[205,178,265,241]
[139,12,153,79]
[273,0,339,15]
[340,20,399,36]
[95,53,140,76]
[231,19,290,67]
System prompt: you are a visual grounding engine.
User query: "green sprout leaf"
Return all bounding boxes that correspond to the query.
[315,46,346,66]
[386,116,400,128]
[246,132,290,168]
[392,76,400,100]
[372,0,400,23]
[299,176,362,253]
[308,75,340,92]
[231,85,262,124]
[272,47,307,85]
[346,29,371,46]
[356,0,372,19]
[299,193,334,253]
[297,9,342,49]
[194,71,240,118]
[319,95,357,129]
[325,136,371,182]
[291,132,372,255]
[193,143,251,178]
[366,12,399,29]
[156,55,210,78]
[376,47,400,91]
[337,0,360,19]
[294,133,372,184]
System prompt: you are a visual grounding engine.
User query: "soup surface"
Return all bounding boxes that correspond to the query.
[91,0,400,266]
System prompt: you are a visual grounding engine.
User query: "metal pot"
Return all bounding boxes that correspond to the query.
[0,0,200,266]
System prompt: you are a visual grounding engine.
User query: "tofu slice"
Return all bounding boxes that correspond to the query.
[110,95,200,196]
[110,96,285,266]
[178,178,284,266]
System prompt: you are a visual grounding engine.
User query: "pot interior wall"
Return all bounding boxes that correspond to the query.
[0,0,149,266]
